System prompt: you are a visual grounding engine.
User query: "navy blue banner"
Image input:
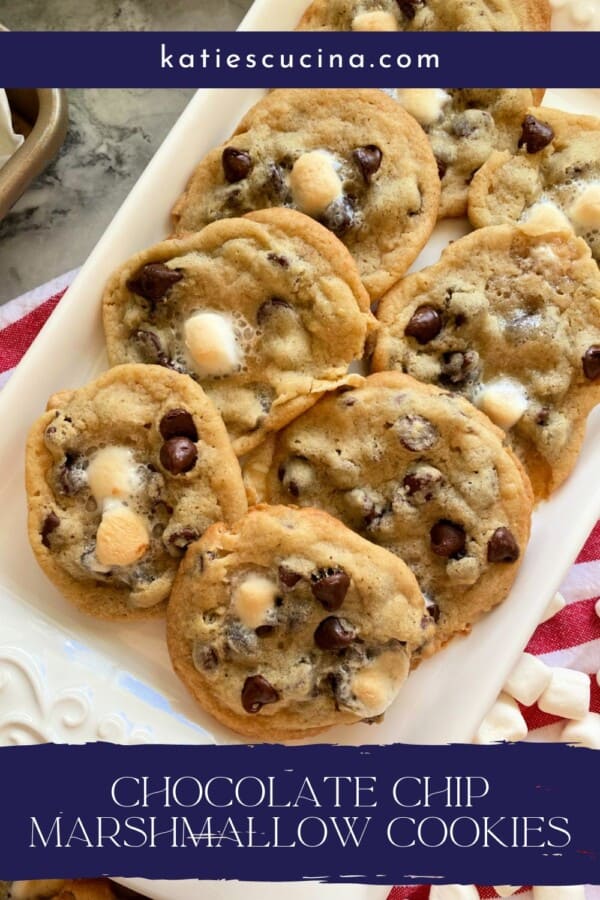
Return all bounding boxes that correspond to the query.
[0,32,599,88]
[0,742,599,883]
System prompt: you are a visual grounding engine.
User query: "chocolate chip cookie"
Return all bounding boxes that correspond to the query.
[297,0,551,32]
[167,504,428,739]
[103,209,374,456]
[26,364,247,619]
[469,108,600,266]
[171,89,440,300]
[372,223,600,499]
[393,89,540,218]
[243,373,533,657]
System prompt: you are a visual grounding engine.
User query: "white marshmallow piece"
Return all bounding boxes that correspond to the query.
[351,10,397,30]
[87,446,140,505]
[474,692,528,744]
[561,712,600,749]
[533,887,586,900]
[395,89,451,126]
[290,150,343,217]
[504,653,552,707]
[569,183,600,229]
[538,668,590,720]
[475,377,529,431]
[541,591,566,623]
[429,887,480,900]
[233,575,278,629]
[350,652,406,717]
[520,200,572,235]
[493,889,522,898]
[184,311,241,377]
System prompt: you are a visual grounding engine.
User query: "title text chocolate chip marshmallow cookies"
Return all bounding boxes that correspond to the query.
[372,224,600,499]
[297,0,551,32]
[469,108,600,265]
[244,373,533,656]
[171,89,440,299]
[26,364,247,619]
[103,209,374,456]
[167,505,429,739]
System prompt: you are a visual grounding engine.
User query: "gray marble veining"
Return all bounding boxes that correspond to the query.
[0,0,254,304]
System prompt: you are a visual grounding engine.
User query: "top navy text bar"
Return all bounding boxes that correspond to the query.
[0,32,599,88]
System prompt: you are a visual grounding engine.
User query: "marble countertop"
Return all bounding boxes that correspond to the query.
[0,0,253,305]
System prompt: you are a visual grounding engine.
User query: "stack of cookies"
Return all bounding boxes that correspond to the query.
[25,0,600,741]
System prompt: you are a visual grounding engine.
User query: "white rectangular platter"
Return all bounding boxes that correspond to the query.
[0,0,598,897]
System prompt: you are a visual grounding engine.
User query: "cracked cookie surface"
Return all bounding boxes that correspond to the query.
[243,373,533,657]
[167,504,428,740]
[392,89,539,218]
[469,107,600,266]
[297,0,551,32]
[172,89,440,300]
[372,224,600,499]
[26,364,247,619]
[103,209,374,456]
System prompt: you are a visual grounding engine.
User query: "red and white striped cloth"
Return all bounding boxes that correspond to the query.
[2,273,599,900]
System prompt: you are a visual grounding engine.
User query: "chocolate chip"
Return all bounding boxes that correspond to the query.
[430,520,466,559]
[403,468,442,500]
[41,511,60,548]
[241,674,279,713]
[193,643,218,672]
[536,406,551,426]
[267,252,289,268]
[583,346,600,380]
[440,349,480,386]
[314,616,356,651]
[58,452,87,495]
[395,414,438,452]
[436,157,447,179]
[353,145,383,182]
[311,568,350,611]
[160,437,197,475]
[405,306,443,344]
[256,625,275,637]
[518,115,555,154]
[320,196,355,236]
[256,296,293,326]
[159,409,198,442]
[487,527,520,563]
[279,565,302,588]
[264,162,289,202]
[168,527,200,550]
[127,263,182,302]
[222,147,252,183]
[132,329,170,367]
[396,0,424,18]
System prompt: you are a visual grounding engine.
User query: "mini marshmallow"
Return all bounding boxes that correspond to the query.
[429,887,479,900]
[351,10,397,30]
[290,150,343,217]
[569,183,600,229]
[520,201,572,235]
[541,591,566,623]
[87,446,139,505]
[538,668,590,720]
[474,692,528,744]
[395,89,451,126]
[503,652,552,707]
[475,377,529,431]
[350,652,406,717]
[561,712,600,749]
[184,311,241,377]
[233,575,278,629]
[493,889,521,898]
[533,887,586,900]
[95,503,149,568]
